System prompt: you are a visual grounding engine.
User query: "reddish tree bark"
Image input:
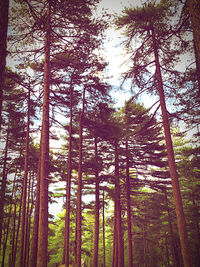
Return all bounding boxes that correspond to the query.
[151,26,191,267]
[37,3,51,266]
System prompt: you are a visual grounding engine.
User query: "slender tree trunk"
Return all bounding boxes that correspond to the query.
[10,200,17,267]
[76,86,86,267]
[63,76,73,267]
[29,154,41,267]
[164,190,180,267]
[0,126,9,252]
[74,210,78,266]
[165,232,170,267]
[24,172,31,267]
[143,215,148,267]
[112,205,117,267]
[114,140,124,267]
[102,190,106,267]
[125,137,133,267]
[92,136,100,267]
[19,87,30,267]
[26,172,34,267]
[0,0,9,133]
[13,186,23,267]
[151,26,191,267]
[37,3,51,266]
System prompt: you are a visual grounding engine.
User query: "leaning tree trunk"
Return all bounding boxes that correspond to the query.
[19,87,30,267]
[76,86,86,267]
[151,26,191,267]
[164,189,180,267]
[63,76,73,267]
[125,137,133,267]
[92,136,100,267]
[0,0,9,133]
[37,3,51,267]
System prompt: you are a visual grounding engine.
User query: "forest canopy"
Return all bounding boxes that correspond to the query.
[0,0,200,267]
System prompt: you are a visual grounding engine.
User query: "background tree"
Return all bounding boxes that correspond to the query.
[115,2,192,266]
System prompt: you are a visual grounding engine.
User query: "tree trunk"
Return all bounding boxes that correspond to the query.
[165,232,170,267]
[10,200,17,267]
[102,190,106,267]
[112,205,117,267]
[164,189,180,267]
[76,86,86,267]
[26,172,34,267]
[92,136,100,267]
[63,76,73,267]
[24,172,31,267]
[125,137,133,267]
[151,26,191,267]
[37,3,51,266]
[143,215,148,267]
[29,154,41,267]
[13,185,23,267]
[19,87,30,267]
[114,140,124,267]
[0,126,9,252]
[74,210,78,266]
[0,0,9,132]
